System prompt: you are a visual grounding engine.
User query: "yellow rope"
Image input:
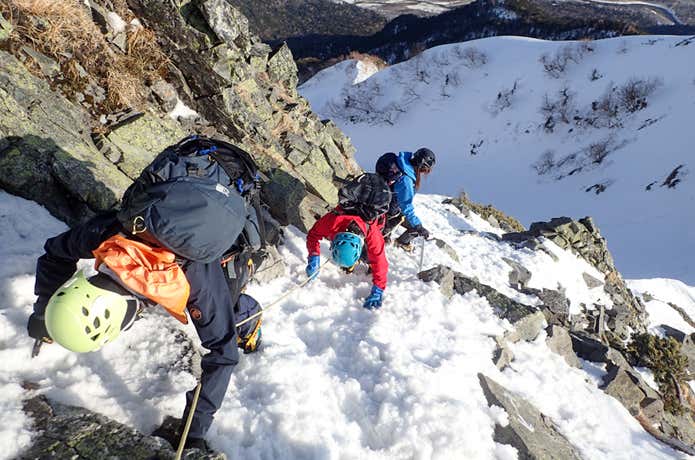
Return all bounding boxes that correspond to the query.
[176,381,202,460]
[235,264,323,328]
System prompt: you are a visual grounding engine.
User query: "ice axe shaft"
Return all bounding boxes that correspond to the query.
[418,237,426,272]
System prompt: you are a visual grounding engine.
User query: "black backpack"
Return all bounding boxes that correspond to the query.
[338,173,392,222]
[118,136,262,263]
[375,152,402,184]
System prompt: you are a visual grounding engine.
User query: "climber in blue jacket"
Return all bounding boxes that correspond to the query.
[375,148,436,250]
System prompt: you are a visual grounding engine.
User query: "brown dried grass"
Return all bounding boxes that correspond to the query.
[0,0,169,112]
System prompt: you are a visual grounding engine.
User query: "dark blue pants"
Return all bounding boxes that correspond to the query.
[181,260,239,439]
[32,213,255,440]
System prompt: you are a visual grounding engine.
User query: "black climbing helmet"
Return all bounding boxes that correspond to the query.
[412,148,436,172]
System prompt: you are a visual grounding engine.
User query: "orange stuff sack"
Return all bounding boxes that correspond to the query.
[93,235,190,324]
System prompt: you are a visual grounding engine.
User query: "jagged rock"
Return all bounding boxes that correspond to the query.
[99,112,186,179]
[453,274,537,323]
[546,325,581,368]
[502,257,531,289]
[267,43,299,91]
[602,366,646,415]
[582,272,603,289]
[505,311,546,343]
[492,311,546,370]
[433,237,460,262]
[21,46,60,78]
[0,12,12,42]
[478,374,582,460]
[443,192,525,232]
[493,336,514,370]
[418,265,455,299]
[150,79,180,112]
[261,168,328,232]
[0,51,131,225]
[253,245,286,284]
[198,0,250,49]
[569,331,609,362]
[20,396,224,459]
[503,216,647,340]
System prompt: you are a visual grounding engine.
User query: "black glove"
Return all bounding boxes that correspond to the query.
[27,313,52,343]
[414,225,430,239]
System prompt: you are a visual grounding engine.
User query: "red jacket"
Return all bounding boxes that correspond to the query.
[306,210,388,290]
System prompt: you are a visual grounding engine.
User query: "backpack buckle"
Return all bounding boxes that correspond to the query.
[132,216,147,235]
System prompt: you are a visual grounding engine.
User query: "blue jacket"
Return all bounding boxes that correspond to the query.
[394,151,421,227]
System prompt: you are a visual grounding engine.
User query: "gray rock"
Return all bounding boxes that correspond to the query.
[267,43,298,90]
[418,265,455,299]
[198,0,250,49]
[493,336,514,370]
[505,311,546,343]
[582,272,604,289]
[478,374,583,460]
[21,396,224,459]
[102,112,186,180]
[434,237,460,262]
[253,245,286,284]
[0,12,12,42]
[502,257,531,289]
[453,274,537,323]
[0,51,131,225]
[21,46,61,78]
[546,326,581,368]
[150,79,180,112]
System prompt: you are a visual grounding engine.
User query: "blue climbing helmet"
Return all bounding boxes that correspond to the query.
[330,232,364,268]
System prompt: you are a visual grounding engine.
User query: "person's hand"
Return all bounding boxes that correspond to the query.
[306,255,321,280]
[363,285,384,310]
[414,225,430,239]
[27,313,52,343]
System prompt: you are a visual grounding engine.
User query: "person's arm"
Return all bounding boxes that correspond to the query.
[29,212,121,341]
[306,213,338,256]
[394,177,421,227]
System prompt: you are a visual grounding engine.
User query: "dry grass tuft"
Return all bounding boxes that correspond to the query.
[0,0,169,113]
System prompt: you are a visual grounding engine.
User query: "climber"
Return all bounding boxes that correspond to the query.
[26,136,266,453]
[305,173,391,310]
[375,148,436,250]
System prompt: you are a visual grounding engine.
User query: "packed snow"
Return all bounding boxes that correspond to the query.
[1,189,691,459]
[299,35,695,285]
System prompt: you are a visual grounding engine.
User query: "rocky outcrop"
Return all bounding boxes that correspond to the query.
[0,0,361,230]
[503,216,648,341]
[478,374,583,460]
[443,193,525,233]
[0,51,131,225]
[21,395,222,459]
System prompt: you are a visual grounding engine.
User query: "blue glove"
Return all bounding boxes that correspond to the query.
[363,285,384,310]
[306,255,320,280]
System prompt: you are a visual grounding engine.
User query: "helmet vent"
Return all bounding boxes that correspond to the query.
[86,293,90,299]
[82,307,89,317]
[56,292,65,297]
[105,309,110,319]
[93,317,101,329]
[90,333,101,342]
[85,326,91,334]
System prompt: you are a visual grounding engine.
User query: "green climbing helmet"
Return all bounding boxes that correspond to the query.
[45,270,129,353]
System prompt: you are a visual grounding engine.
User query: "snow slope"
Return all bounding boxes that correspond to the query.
[2,189,692,459]
[299,35,695,284]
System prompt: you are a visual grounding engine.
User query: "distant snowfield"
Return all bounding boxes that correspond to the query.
[300,35,695,284]
[2,190,693,459]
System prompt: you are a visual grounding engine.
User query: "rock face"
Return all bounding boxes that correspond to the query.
[21,396,223,459]
[0,51,132,225]
[478,374,583,460]
[0,0,361,230]
[503,216,647,341]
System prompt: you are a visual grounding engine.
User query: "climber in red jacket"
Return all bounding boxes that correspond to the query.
[305,173,391,309]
